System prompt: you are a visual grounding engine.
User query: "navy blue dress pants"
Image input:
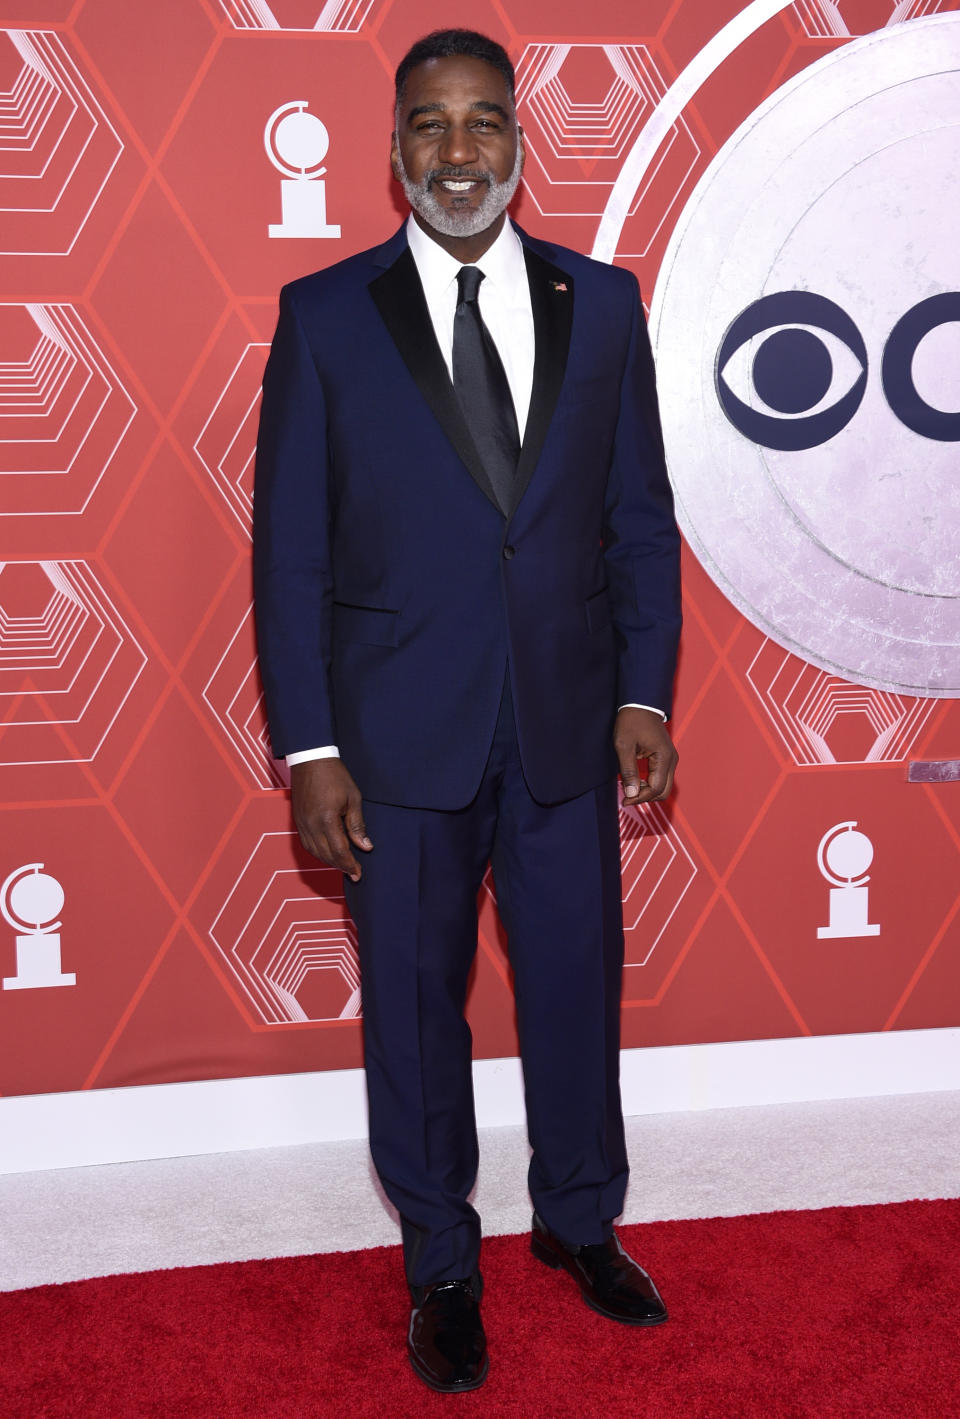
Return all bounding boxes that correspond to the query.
[344,677,628,1288]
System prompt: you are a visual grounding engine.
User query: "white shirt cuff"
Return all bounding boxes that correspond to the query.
[619,703,667,722]
[286,746,340,766]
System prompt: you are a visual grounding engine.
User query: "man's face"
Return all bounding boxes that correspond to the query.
[391,55,524,242]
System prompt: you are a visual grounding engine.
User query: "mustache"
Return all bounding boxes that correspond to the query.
[426,168,492,184]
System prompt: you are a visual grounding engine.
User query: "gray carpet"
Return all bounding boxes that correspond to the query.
[2,1090,957,1293]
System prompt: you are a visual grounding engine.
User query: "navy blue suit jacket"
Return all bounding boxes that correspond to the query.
[254,222,681,810]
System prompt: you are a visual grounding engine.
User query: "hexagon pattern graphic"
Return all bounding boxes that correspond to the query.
[746,639,936,766]
[217,1,380,31]
[0,303,136,516]
[3,1,959,1099]
[893,0,958,14]
[193,342,267,539]
[791,0,955,37]
[619,797,698,967]
[791,1,853,34]
[0,559,146,765]
[0,29,123,256]
[203,603,286,789]
[209,831,360,1024]
[517,43,700,247]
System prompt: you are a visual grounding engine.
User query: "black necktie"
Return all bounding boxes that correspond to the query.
[452,265,520,515]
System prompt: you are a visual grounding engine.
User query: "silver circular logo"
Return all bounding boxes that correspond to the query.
[650,16,960,697]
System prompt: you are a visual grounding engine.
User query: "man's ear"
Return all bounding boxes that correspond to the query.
[518,126,526,171]
[390,131,401,181]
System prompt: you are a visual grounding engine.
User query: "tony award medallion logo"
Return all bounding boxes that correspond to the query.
[2,863,76,990]
[816,822,880,941]
[264,100,340,239]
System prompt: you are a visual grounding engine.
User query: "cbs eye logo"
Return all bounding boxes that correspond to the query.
[715,290,960,450]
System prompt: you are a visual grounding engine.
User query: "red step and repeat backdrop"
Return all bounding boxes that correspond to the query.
[2,0,959,1099]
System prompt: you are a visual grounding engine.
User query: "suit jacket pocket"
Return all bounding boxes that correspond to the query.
[332,602,400,648]
[584,587,611,633]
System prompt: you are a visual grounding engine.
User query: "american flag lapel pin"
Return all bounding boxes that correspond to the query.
[550,280,568,292]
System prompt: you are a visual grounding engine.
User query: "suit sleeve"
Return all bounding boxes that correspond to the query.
[253,283,336,758]
[602,272,682,718]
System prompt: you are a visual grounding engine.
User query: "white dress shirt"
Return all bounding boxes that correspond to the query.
[285,217,661,768]
[406,212,534,436]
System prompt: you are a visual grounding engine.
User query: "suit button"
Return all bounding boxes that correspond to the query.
[503,545,516,560]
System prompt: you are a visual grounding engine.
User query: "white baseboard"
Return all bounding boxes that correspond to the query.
[2,1027,958,1175]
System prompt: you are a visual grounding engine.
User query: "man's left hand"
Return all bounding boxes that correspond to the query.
[614,707,678,804]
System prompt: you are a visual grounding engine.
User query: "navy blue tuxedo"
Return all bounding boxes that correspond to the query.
[254,220,681,1287]
[254,223,680,810]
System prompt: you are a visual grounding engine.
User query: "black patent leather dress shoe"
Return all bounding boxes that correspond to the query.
[531,1212,668,1326]
[407,1278,489,1393]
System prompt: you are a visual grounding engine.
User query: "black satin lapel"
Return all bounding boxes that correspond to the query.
[510,245,574,518]
[368,248,502,514]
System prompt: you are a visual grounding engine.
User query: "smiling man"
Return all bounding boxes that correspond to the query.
[254,29,682,1394]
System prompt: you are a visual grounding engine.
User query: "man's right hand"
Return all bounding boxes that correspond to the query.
[290,759,373,882]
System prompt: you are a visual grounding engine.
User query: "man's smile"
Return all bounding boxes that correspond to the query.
[430,172,489,196]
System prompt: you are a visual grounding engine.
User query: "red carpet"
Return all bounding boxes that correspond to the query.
[3,1199,958,1418]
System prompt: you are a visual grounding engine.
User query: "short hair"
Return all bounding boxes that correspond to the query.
[394,29,516,115]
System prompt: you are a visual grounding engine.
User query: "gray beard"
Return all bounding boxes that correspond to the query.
[395,145,523,239]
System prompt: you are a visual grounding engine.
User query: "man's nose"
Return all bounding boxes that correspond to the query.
[437,124,478,169]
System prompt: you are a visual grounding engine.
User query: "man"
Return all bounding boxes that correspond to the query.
[254,29,682,1394]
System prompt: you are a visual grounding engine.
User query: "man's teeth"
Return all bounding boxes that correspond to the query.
[440,180,476,191]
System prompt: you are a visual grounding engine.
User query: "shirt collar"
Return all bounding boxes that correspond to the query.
[405,214,527,303]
